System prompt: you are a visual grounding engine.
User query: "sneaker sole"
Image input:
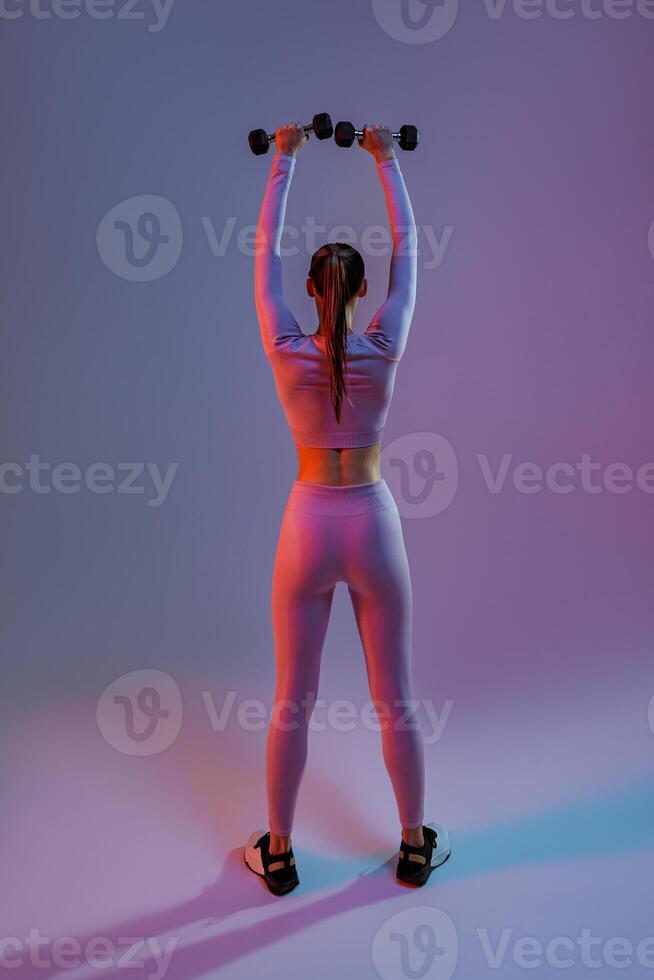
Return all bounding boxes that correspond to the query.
[244,829,266,876]
[426,822,452,869]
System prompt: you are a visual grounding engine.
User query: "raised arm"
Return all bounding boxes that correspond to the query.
[361,126,418,360]
[254,123,308,355]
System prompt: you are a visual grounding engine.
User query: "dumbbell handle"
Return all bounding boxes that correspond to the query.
[353,129,403,141]
[261,123,316,145]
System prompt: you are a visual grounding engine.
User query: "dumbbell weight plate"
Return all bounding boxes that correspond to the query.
[334,121,356,148]
[248,128,270,156]
[398,125,419,151]
[312,113,334,140]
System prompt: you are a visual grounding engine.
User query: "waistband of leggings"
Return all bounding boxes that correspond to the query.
[285,478,398,518]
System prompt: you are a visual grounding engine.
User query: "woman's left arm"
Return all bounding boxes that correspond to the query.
[254,123,308,355]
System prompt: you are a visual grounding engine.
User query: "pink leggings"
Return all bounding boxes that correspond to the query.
[266,478,425,836]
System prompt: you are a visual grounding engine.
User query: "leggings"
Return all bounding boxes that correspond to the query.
[266,478,425,836]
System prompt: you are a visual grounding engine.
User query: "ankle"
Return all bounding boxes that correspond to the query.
[402,824,424,848]
[269,832,291,855]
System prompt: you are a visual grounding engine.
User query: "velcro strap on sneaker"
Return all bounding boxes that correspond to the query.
[399,849,427,865]
[268,854,296,873]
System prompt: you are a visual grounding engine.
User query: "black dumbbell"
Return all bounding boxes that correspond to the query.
[248,113,334,156]
[334,121,420,152]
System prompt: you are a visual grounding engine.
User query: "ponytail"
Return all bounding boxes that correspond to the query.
[321,252,349,424]
[308,243,365,425]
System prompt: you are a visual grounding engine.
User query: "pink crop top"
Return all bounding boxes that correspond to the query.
[254,151,417,449]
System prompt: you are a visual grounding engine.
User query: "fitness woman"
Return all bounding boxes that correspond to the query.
[244,121,451,895]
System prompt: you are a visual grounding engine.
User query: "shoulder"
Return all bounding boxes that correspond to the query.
[266,333,314,356]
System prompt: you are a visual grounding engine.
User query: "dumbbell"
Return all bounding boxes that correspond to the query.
[334,121,420,152]
[248,113,334,156]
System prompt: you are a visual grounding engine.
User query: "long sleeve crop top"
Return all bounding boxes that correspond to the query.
[254,151,417,449]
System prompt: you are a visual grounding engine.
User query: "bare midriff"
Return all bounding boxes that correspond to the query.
[295,443,382,486]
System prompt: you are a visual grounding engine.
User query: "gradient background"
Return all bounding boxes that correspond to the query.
[1,1,653,977]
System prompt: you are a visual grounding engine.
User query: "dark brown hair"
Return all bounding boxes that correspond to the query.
[308,243,365,424]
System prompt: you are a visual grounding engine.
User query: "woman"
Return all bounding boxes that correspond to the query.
[244,121,450,895]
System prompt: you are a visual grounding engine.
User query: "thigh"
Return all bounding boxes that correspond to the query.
[271,507,338,697]
[345,509,414,697]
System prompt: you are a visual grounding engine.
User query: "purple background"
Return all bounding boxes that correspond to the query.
[1,1,653,977]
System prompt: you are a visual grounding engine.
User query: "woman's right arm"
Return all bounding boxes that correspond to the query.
[361,125,418,360]
[254,122,308,356]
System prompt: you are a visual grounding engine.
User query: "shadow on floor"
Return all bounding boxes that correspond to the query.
[31,776,654,980]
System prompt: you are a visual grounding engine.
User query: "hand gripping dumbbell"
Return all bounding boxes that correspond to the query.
[248,113,334,156]
[334,121,420,152]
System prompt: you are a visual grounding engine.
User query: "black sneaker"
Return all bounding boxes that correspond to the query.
[396,822,451,886]
[244,830,299,896]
